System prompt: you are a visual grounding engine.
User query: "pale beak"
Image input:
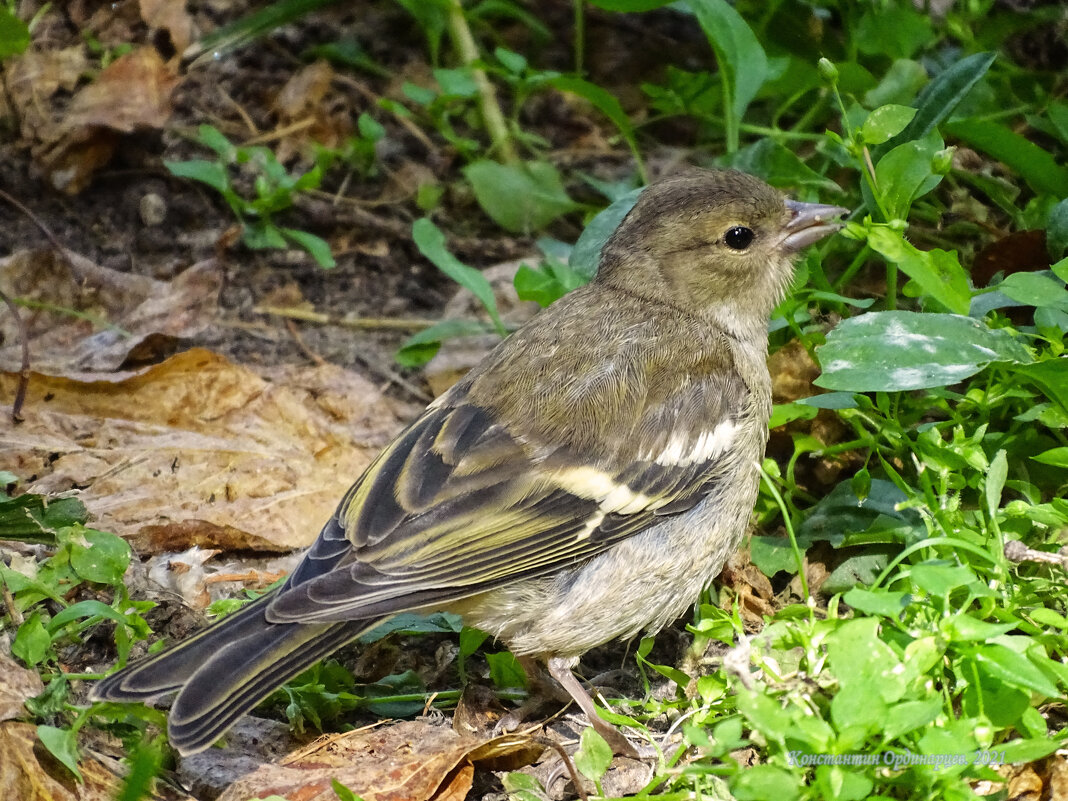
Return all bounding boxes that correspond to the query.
[782,199,850,252]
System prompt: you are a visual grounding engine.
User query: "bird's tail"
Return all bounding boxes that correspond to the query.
[91,592,378,755]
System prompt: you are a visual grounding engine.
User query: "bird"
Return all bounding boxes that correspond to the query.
[92,168,847,757]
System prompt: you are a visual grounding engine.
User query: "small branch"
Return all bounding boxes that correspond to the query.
[253,305,439,331]
[0,290,30,425]
[445,0,518,164]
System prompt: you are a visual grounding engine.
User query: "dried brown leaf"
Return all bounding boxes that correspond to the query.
[0,654,44,723]
[36,47,179,193]
[138,0,195,55]
[0,250,220,375]
[0,349,404,553]
[216,721,542,801]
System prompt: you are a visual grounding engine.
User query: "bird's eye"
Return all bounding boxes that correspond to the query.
[724,226,754,250]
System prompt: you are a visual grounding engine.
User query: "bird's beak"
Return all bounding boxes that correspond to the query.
[782,199,850,252]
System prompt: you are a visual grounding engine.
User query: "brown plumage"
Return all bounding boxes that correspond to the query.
[92,169,847,756]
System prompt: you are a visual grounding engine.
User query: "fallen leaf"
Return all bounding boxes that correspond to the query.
[0,721,194,801]
[0,349,405,553]
[36,47,179,193]
[0,250,220,375]
[0,653,44,722]
[138,0,195,56]
[215,720,543,801]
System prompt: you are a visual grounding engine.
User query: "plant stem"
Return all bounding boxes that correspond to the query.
[573,0,585,76]
[445,0,518,164]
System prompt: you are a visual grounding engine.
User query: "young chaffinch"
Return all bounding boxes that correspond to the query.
[93,168,847,757]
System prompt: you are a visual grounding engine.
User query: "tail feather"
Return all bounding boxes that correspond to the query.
[168,618,369,755]
[92,591,383,755]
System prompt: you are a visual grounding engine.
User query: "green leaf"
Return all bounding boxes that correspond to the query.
[37,725,82,781]
[570,188,643,280]
[688,0,768,139]
[1047,199,1068,259]
[1032,447,1068,468]
[513,261,586,307]
[463,160,579,234]
[862,59,927,109]
[412,218,505,333]
[985,449,1007,519]
[875,51,996,159]
[164,159,230,193]
[816,311,1032,392]
[726,139,841,192]
[974,643,1060,697]
[943,614,1016,642]
[868,226,970,313]
[68,528,130,585]
[943,119,1068,197]
[855,5,933,59]
[910,563,977,595]
[874,131,944,219]
[331,778,365,801]
[842,587,910,618]
[485,652,527,689]
[0,8,30,59]
[574,728,613,781]
[862,105,918,145]
[281,228,336,269]
[394,319,499,368]
[998,738,1062,764]
[12,613,51,667]
[433,66,479,98]
[883,698,944,740]
[731,765,801,801]
[998,272,1068,309]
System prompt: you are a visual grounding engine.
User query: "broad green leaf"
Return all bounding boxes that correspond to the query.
[12,613,51,667]
[433,67,479,98]
[68,529,131,585]
[813,766,873,801]
[883,698,943,740]
[862,59,927,109]
[0,8,30,59]
[463,160,579,233]
[874,131,945,219]
[910,563,977,595]
[1032,447,1068,468]
[688,0,768,135]
[875,51,996,159]
[412,218,505,333]
[731,764,801,801]
[1045,198,1068,258]
[164,159,230,193]
[281,228,336,269]
[485,652,527,689]
[998,272,1068,308]
[394,319,498,367]
[37,725,82,781]
[570,187,643,279]
[855,5,933,59]
[842,587,910,618]
[867,227,970,313]
[816,312,1032,392]
[861,104,918,145]
[574,728,613,781]
[943,119,1068,197]
[943,614,1016,642]
[974,643,1060,697]
[726,139,841,192]
[1013,360,1068,412]
[825,618,905,701]
[998,738,1062,764]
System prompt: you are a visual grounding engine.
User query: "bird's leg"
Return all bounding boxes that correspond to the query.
[547,657,640,758]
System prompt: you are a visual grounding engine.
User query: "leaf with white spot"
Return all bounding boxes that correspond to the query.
[815,311,1033,392]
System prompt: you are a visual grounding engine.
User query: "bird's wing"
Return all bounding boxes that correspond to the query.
[267,372,750,624]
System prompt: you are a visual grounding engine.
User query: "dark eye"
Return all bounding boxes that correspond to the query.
[724,226,754,250]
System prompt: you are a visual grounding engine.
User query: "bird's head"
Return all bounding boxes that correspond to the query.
[598,169,848,337]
